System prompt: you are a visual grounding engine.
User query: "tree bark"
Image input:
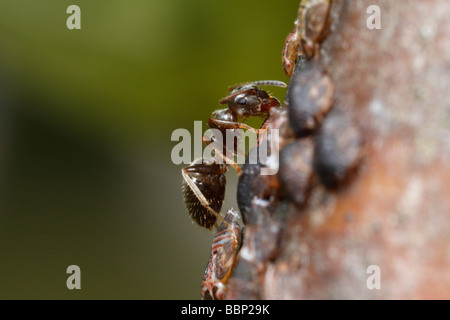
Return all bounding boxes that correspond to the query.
[227,0,450,299]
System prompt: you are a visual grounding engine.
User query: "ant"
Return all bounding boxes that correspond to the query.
[181,80,286,231]
[181,80,286,299]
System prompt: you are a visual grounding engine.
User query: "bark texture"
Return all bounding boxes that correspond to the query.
[227,0,450,299]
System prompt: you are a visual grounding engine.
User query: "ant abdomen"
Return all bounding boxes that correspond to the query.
[182,158,227,230]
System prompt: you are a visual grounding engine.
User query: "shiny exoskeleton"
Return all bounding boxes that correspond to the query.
[181,158,227,230]
[201,209,242,300]
[236,157,262,224]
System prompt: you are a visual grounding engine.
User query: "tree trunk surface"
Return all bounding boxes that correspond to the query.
[227,0,450,299]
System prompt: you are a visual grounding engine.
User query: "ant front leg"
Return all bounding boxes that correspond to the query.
[207,118,259,134]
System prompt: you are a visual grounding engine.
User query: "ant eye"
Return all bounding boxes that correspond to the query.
[235,94,247,105]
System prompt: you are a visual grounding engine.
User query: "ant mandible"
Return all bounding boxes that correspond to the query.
[181,80,286,231]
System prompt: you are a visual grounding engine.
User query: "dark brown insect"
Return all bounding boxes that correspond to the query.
[236,157,262,225]
[278,138,315,208]
[287,58,334,138]
[313,108,364,189]
[182,81,286,230]
[183,82,289,299]
[201,209,242,300]
[181,158,227,230]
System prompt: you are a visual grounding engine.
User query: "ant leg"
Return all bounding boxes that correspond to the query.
[204,119,248,175]
[208,118,259,134]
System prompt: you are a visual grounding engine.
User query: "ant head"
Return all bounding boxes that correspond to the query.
[219,81,286,119]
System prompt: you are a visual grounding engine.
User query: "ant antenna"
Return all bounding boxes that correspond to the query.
[227,80,287,92]
[249,80,287,88]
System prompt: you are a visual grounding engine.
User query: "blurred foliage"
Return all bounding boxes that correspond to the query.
[0,0,299,299]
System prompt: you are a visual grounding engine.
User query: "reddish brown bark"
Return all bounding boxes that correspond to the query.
[227,0,450,299]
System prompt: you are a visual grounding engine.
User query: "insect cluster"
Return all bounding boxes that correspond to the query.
[181,0,364,300]
[226,0,365,299]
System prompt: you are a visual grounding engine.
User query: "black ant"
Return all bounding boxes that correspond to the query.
[181,80,286,231]
[182,80,286,299]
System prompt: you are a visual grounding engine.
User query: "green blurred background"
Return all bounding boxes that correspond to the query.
[0,0,298,299]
